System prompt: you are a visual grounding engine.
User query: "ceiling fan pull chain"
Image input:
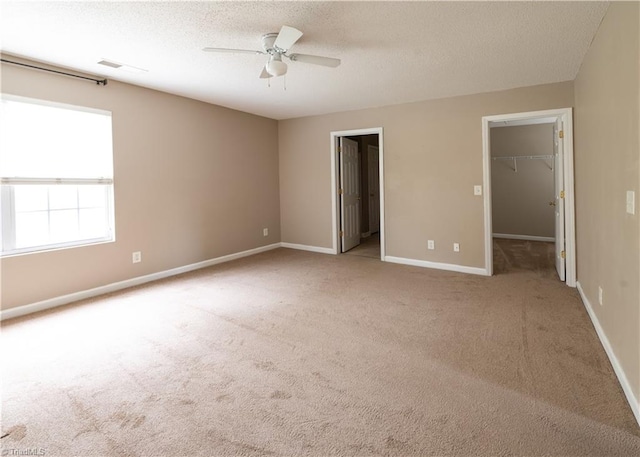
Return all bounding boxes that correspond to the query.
[284,74,287,91]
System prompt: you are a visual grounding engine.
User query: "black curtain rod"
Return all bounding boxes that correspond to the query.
[1,59,108,86]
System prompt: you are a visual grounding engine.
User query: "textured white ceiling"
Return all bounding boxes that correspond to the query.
[0,1,608,120]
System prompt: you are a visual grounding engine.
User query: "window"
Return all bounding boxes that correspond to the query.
[0,95,114,256]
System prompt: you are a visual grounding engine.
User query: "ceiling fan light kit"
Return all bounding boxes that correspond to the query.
[266,54,287,77]
[203,25,340,80]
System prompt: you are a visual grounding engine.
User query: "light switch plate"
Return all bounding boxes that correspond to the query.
[474,185,482,196]
[627,191,635,215]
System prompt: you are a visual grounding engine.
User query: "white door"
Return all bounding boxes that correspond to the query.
[340,137,361,252]
[553,119,565,281]
[367,145,380,233]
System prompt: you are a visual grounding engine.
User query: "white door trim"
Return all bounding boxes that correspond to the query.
[482,108,576,286]
[330,128,385,260]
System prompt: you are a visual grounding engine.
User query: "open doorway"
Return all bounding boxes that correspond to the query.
[491,120,556,277]
[482,109,576,286]
[330,128,384,260]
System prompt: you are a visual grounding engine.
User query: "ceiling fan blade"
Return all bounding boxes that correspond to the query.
[202,47,264,55]
[288,53,341,68]
[273,25,303,51]
[259,66,272,79]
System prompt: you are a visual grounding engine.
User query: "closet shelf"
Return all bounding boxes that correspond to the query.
[492,154,553,172]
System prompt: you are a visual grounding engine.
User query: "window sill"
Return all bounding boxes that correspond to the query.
[1,237,115,258]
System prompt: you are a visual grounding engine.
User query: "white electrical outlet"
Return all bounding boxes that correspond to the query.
[453,243,460,252]
[598,286,603,306]
[263,228,269,236]
[132,251,142,264]
[428,240,435,250]
[474,185,482,196]
[626,191,635,215]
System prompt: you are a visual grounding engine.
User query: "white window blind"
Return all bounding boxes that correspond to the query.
[0,95,115,256]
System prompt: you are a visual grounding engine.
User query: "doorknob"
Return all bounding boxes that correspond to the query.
[549,201,556,206]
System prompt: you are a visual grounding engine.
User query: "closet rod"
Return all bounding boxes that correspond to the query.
[1,59,108,86]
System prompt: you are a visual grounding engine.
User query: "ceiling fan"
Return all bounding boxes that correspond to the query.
[203,25,341,79]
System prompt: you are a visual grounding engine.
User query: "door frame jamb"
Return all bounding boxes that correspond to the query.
[481,108,576,286]
[330,128,385,259]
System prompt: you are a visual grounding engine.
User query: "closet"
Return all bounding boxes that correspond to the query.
[491,123,555,241]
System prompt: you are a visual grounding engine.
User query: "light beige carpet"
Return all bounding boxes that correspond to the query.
[2,246,639,456]
[493,237,557,278]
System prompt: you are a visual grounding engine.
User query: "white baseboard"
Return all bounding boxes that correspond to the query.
[0,243,281,321]
[576,281,640,427]
[280,242,334,255]
[493,233,555,242]
[384,256,489,276]
[361,231,371,238]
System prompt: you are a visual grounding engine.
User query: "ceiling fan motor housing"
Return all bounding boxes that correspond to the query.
[261,33,279,54]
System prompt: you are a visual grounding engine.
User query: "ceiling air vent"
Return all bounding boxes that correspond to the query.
[97,60,122,69]
[97,59,147,73]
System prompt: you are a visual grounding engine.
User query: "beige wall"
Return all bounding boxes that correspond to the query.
[0,58,280,310]
[574,2,640,402]
[491,124,555,238]
[279,81,573,267]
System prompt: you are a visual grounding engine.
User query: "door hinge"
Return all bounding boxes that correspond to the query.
[559,130,564,139]
[337,146,341,153]
[339,230,344,237]
[338,188,344,195]
[560,190,565,199]
[561,250,566,259]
